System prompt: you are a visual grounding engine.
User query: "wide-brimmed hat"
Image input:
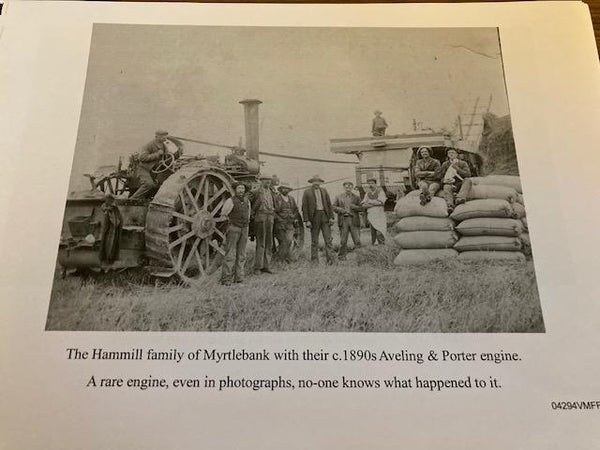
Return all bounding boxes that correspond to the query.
[446,147,459,155]
[366,177,378,184]
[155,129,169,136]
[308,174,325,183]
[342,181,354,187]
[278,182,293,192]
[259,173,272,181]
[374,110,382,115]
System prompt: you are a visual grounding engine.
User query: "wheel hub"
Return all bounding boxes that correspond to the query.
[191,210,215,239]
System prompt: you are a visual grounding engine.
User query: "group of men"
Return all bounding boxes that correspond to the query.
[414,146,472,212]
[219,174,388,285]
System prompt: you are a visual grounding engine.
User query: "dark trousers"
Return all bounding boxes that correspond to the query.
[274,222,294,263]
[220,225,248,283]
[254,214,274,270]
[130,166,157,199]
[338,216,361,257]
[370,225,385,244]
[310,211,333,263]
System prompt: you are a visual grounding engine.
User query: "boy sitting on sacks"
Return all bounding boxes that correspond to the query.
[438,148,471,213]
[414,146,441,206]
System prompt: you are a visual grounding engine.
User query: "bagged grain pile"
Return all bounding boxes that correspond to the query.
[394,231,458,249]
[470,175,522,193]
[521,217,528,231]
[394,216,454,232]
[394,195,448,219]
[467,184,519,203]
[450,199,514,222]
[454,235,522,252]
[512,202,526,219]
[458,251,526,262]
[456,218,523,237]
[394,249,458,265]
[520,232,531,256]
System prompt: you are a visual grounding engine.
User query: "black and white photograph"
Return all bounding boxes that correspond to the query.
[46,24,543,332]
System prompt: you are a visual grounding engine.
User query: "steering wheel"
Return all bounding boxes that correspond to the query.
[152,152,176,174]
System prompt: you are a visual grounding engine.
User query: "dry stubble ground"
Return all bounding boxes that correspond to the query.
[45,229,545,333]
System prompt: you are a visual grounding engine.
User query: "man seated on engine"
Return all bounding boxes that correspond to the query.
[414,146,441,206]
[438,148,471,212]
[130,130,170,199]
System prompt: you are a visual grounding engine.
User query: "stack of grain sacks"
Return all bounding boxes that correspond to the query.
[450,175,527,261]
[392,191,459,265]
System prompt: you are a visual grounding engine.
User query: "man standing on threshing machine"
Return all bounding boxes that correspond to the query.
[414,146,442,206]
[372,110,389,137]
[251,173,276,274]
[333,181,362,259]
[438,148,471,213]
[219,182,251,285]
[130,129,177,199]
[273,182,301,263]
[302,175,335,264]
[361,178,387,245]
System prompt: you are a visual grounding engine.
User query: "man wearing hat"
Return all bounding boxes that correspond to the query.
[438,148,471,212]
[131,130,170,199]
[333,181,362,259]
[302,175,334,264]
[414,146,442,205]
[219,182,251,285]
[250,173,276,274]
[273,182,301,263]
[372,110,389,137]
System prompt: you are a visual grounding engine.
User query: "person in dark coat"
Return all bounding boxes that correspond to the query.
[274,182,301,263]
[332,181,362,259]
[220,182,251,285]
[438,148,472,212]
[130,130,169,199]
[302,175,334,264]
[250,174,276,274]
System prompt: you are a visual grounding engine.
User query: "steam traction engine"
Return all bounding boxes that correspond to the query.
[58,100,263,282]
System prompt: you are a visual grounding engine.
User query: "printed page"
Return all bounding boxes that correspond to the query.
[0,1,599,448]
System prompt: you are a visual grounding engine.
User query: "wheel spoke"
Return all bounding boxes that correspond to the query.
[185,185,201,215]
[213,228,225,240]
[172,211,195,223]
[169,230,195,249]
[209,240,225,256]
[181,237,201,273]
[194,175,206,202]
[179,192,190,216]
[214,216,228,222]
[210,198,226,217]
[194,248,205,276]
[167,223,186,233]
[206,186,227,209]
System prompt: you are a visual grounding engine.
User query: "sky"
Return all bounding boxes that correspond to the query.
[70,24,510,197]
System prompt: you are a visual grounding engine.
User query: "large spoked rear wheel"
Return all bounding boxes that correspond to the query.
[145,166,233,282]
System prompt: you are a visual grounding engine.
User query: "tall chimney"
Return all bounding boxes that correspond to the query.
[239,99,262,162]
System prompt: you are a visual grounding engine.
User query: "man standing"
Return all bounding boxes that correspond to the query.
[130,130,169,199]
[302,175,334,264]
[438,148,471,212]
[250,174,276,274]
[274,182,300,263]
[414,146,441,205]
[372,110,389,137]
[361,178,387,245]
[333,181,362,259]
[220,182,251,285]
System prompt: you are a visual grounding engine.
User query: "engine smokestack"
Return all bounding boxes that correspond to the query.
[239,99,262,162]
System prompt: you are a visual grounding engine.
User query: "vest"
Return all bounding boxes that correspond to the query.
[229,196,250,227]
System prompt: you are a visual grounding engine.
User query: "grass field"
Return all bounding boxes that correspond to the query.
[45,235,544,332]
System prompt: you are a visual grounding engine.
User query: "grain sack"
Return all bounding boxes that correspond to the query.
[454,235,522,252]
[516,193,524,205]
[394,231,458,249]
[470,175,522,193]
[395,216,454,232]
[394,249,458,265]
[450,199,513,221]
[455,218,523,237]
[394,195,448,219]
[520,233,531,256]
[512,203,526,219]
[467,184,518,203]
[458,251,526,262]
[521,217,528,230]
